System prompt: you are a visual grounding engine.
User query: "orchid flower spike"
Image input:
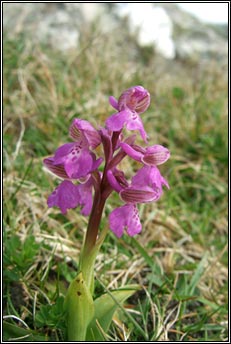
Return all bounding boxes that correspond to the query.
[43,85,170,238]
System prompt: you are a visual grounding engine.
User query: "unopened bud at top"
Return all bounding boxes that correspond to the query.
[118,86,150,114]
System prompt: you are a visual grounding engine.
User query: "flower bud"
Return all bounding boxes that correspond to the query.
[118,86,150,114]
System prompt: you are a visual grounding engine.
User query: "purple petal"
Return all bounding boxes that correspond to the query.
[120,142,143,161]
[109,206,126,237]
[43,157,69,179]
[135,92,150,114]
[143,145,170,165]
[109,204,142,237]
[47,180,80,214]
[77,178,93,215]
[69,121,81,141]
[53,143,76,165]
[106,110,131,132]
[161,176,170,189]
[126,204,142,236]
[126,113,148,142]
[118,86,150,114]
[64,148,94,179]
[53,141,101,179]
[131,165,169,198]
[148,166,167,190]
[107,170,123,192]
[132,165,160,188]
[114,169,129,188]
[120,187,159,203]
[109,96,119,110]
[69,118,101,149]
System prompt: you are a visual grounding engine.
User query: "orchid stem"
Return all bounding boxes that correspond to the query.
[79,190,106,292]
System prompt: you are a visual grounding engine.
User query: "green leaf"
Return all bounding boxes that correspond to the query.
[64,272,94,341]
[187,252,209,296]
[3,322,48,342]
[86,285,140,341]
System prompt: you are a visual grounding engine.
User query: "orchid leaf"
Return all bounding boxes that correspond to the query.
[86,285,140,341]
[64,272,94,341]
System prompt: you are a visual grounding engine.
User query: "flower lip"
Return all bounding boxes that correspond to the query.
[105,109,148,142]
[47,180,81,214]
[55,143,95,179]
[109,203,142,237]
[47,178,93,215]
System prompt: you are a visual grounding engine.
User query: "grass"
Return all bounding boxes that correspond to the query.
[3,26,228,342]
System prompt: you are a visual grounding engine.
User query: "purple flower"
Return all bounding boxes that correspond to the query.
[130,165,169,197]
[52,142,101,179]
[107,165,169,204]
[44,142,102,179]
[110,86,150,114]
[43,118,103,180]
[106,86,150,142]
[47,179,93,215]
[120,142,170,166]
[109,203,142,237]
[107,165,169,237]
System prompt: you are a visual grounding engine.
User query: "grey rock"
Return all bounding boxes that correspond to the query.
[3,2,227,63]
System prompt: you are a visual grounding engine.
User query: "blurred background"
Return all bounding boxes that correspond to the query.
[3,2,228,342]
